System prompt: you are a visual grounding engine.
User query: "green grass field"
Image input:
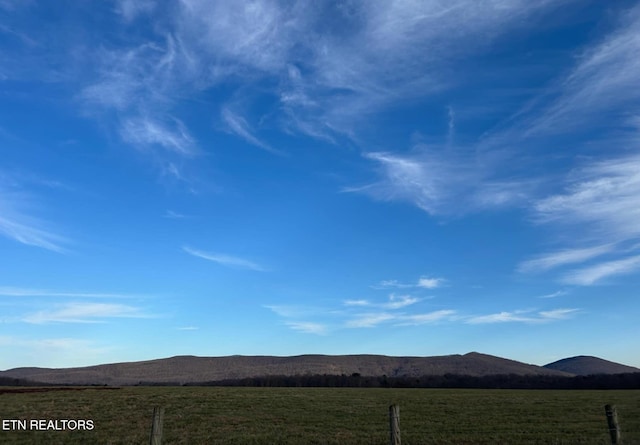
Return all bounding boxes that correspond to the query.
[1,387,638,444]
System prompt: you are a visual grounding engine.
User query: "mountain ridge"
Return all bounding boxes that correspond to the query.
[0,352,584,386]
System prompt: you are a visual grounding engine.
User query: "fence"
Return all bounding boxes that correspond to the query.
[148,403,625,444]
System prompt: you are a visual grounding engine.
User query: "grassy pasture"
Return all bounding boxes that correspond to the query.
[0,386,638,444]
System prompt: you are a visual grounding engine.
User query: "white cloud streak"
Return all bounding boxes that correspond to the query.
[534,155,640,242]
[353,149,530,216]
[0,214,67,253]
[509,7,640,288]
[372,280,413,289]
[264,305,329,335]
[183,246,266,271]
[286,321,327,335]
[115,0,156,22]
[164,210,188,219]
[343,299,370,307]
[538,308,579,320]
[277,1,565,139]
[346,3,640,238]
[417,277,445,289]
[518,244,614,273]
[537,290,567,299]
[373,276,445,290]
[466,308,579,324]
[77,0,567,159]
[525,153,640,285]
[264,304,320,318]
[346,309,457,328]
[523,5,640,137]
[220,107,281,155]
[561,256,640,286]
[345,312,396,328]
[384,294,420,309]
[177,0,301,73]
[22,302,146,324]
[80,33,200,162]
[270,299,575,331]
[0,182,67,253]
[120,116,196,156]
[343,294,420,310]
[0,287,143,299]
[397,310,457,326]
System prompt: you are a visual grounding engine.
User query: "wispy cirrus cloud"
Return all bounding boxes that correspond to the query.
[508,7,640,288]
[349,3,640,235]
[352,149,530,216]
[163,210,189,219]
[76,0,566,155]
[561,256,640,286]
[466,308,579,324]
[518,244,614,274]
[384,294,420,309]
[523,153,640,285]
[269,298,575,331]
[0,213,67,253]
[522,5,640,137]
[343,294,420,310]
[177,0,300,74]
[345,312,396,328]
[537,290,568,299]
[286,321,328,335]
[0,287,143,299]
[372,280,414,290]
[220,107,280,155]
[343,299,370,307]
[0,179,67,253]
[264,305,330,335]
[119,116,196,156]
[80,33,199,167]
[275,1,566,139]
[538,308,580,320]
[534,155,640,242]
[266,296,451,332]
[397,310,458,326]
[115,0,155,22]
[346,309,457,328]
[264,304,322,319]
[183,246,266,271]
[14,0,578,192]
[373,276,445,290]
[22,302,147,324]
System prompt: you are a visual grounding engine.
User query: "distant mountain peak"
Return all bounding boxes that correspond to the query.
[544,356,640,376]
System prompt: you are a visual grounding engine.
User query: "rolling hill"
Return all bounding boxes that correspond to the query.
[544,355,640,376]
[0,352,573,386]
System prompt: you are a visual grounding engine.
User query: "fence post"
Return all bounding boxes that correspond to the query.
[389,404,401,445]
[149,406,165,445]
[604,404,621,445]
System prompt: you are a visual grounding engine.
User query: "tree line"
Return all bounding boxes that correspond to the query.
[180,372,640,389]
[3,373,639,389]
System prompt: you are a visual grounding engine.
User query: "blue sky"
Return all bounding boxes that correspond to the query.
[1,0,640,370]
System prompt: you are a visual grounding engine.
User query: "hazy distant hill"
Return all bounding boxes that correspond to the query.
[0,352,571,386]
[544,356,640,376]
